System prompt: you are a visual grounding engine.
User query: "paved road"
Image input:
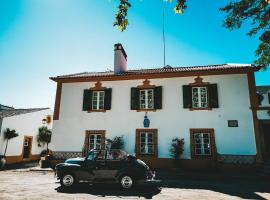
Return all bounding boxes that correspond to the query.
[0,170,269,200]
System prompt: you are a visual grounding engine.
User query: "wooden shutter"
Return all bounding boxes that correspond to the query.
[153,130,158,158]
[131,88,140,110]
[104,88,112,110]
[135,130,140,154]
[82,132,90,156]
[268,93,270,104]
[208,84,219,108]
[154,86,162,109]
[182,85,192,108]
[83,90,92,111]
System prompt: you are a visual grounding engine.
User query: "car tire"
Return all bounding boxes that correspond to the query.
[119,175,134,189]
[60,173,76,188]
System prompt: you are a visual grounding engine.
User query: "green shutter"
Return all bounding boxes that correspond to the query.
[154,86,162,109]
[83,90,92,111]
[131,88,140,110]
[104,88,112,110]
[182,85,192,108]
[208,84,219,108]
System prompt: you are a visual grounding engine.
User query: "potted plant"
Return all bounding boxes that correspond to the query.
[0,128,19,169]
[37,126,52,168]
[170,137,184,168]
[107,136,124,150]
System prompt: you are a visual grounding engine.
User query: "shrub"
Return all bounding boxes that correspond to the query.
[170,137,184,160]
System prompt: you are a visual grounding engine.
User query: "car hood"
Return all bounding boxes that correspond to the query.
[65,157,85,165]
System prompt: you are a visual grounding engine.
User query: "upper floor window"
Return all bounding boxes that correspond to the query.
[192,87,208,108]
[82,82,112,112]
[140,89,154,109]
[183,76,218,110]
[92,91,105,110]
[131,79,162,111]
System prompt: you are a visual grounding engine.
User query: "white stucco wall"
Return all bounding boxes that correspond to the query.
[51,74,257,159]
[0,109,53,156]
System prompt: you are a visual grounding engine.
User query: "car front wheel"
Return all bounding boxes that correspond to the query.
[120,175,133,189]
[60,173,76,188]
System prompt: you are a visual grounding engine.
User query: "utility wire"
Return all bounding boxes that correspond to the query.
[162,1,166,67]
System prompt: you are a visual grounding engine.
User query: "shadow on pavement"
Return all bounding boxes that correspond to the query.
[56,178,270,200]
[160,178,270,200]
[56,183,161,199]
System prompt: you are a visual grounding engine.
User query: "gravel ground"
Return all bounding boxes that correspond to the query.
[0,170,270,200]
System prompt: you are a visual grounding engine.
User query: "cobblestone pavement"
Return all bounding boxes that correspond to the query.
[0,170,270,200]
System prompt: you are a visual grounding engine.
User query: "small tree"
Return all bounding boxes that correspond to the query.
[170,137,184,160]
[37,126,52,154]
[3,128,19,156]
[107,136,124,150]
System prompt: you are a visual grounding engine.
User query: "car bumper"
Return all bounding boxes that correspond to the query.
[136,179,161,186]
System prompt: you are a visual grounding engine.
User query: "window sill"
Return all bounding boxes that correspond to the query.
[136,109,156,112]
[189,107,212,111]
[191,155,214,160]
[87,109,106,113]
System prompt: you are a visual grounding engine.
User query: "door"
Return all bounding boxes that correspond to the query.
[23,137,32,159]
[261,122,270,160]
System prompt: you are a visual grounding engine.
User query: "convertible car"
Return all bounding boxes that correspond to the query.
[55,149,159,189]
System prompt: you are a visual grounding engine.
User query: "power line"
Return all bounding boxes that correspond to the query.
[162,1,166,67]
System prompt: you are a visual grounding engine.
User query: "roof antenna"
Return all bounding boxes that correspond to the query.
[162,1,166,67]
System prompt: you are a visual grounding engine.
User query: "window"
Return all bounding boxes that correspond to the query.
[89,134,102,150]
[192,87,208,108]
[190,129,216,159]
[136,129,158,157]
[194,133,211,155]
[83,130,105,156]
[140,132,154,154]
[183,78,218,110]
[92,91,105,110]
[82,82,112,112]
[139,89,154,109]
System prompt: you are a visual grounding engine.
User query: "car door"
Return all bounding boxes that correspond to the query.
[105,150,124,179]
[92,150,111,181]
[81,151,98,181]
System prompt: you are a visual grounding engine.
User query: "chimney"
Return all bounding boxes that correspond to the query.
[114,43,127,74]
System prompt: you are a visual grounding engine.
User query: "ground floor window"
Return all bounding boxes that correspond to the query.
[190,129,216,159]
[136,129,158,157]
[83,130,105,156]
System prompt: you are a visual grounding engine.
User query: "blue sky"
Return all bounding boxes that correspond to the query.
[0,0,269,109]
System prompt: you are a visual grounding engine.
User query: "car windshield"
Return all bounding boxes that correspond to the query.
[86,150,105,161]
[86,149,128,161]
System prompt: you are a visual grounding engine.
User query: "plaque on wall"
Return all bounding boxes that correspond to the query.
[228,120,238,127]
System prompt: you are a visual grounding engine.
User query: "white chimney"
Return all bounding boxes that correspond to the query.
[114,43,127,74]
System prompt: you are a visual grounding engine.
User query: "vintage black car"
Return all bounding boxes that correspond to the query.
[55,149,158,189]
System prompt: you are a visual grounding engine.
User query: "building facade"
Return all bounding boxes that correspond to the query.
[256,86,270,162]
[50,44,262,169]
[0,107,53,164]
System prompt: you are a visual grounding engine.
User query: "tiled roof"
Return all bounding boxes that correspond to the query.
[50,64,257,80]
[0,108,50,119]
[257,85,270,94]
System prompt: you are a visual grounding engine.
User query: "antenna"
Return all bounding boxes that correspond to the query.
[162,1,166,67]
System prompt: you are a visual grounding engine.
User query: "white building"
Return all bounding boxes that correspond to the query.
[0,106,53,164]
[50,44,263,169]
[256,86,270,162]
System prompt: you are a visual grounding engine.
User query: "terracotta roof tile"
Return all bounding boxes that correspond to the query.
[50,64,257,80]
